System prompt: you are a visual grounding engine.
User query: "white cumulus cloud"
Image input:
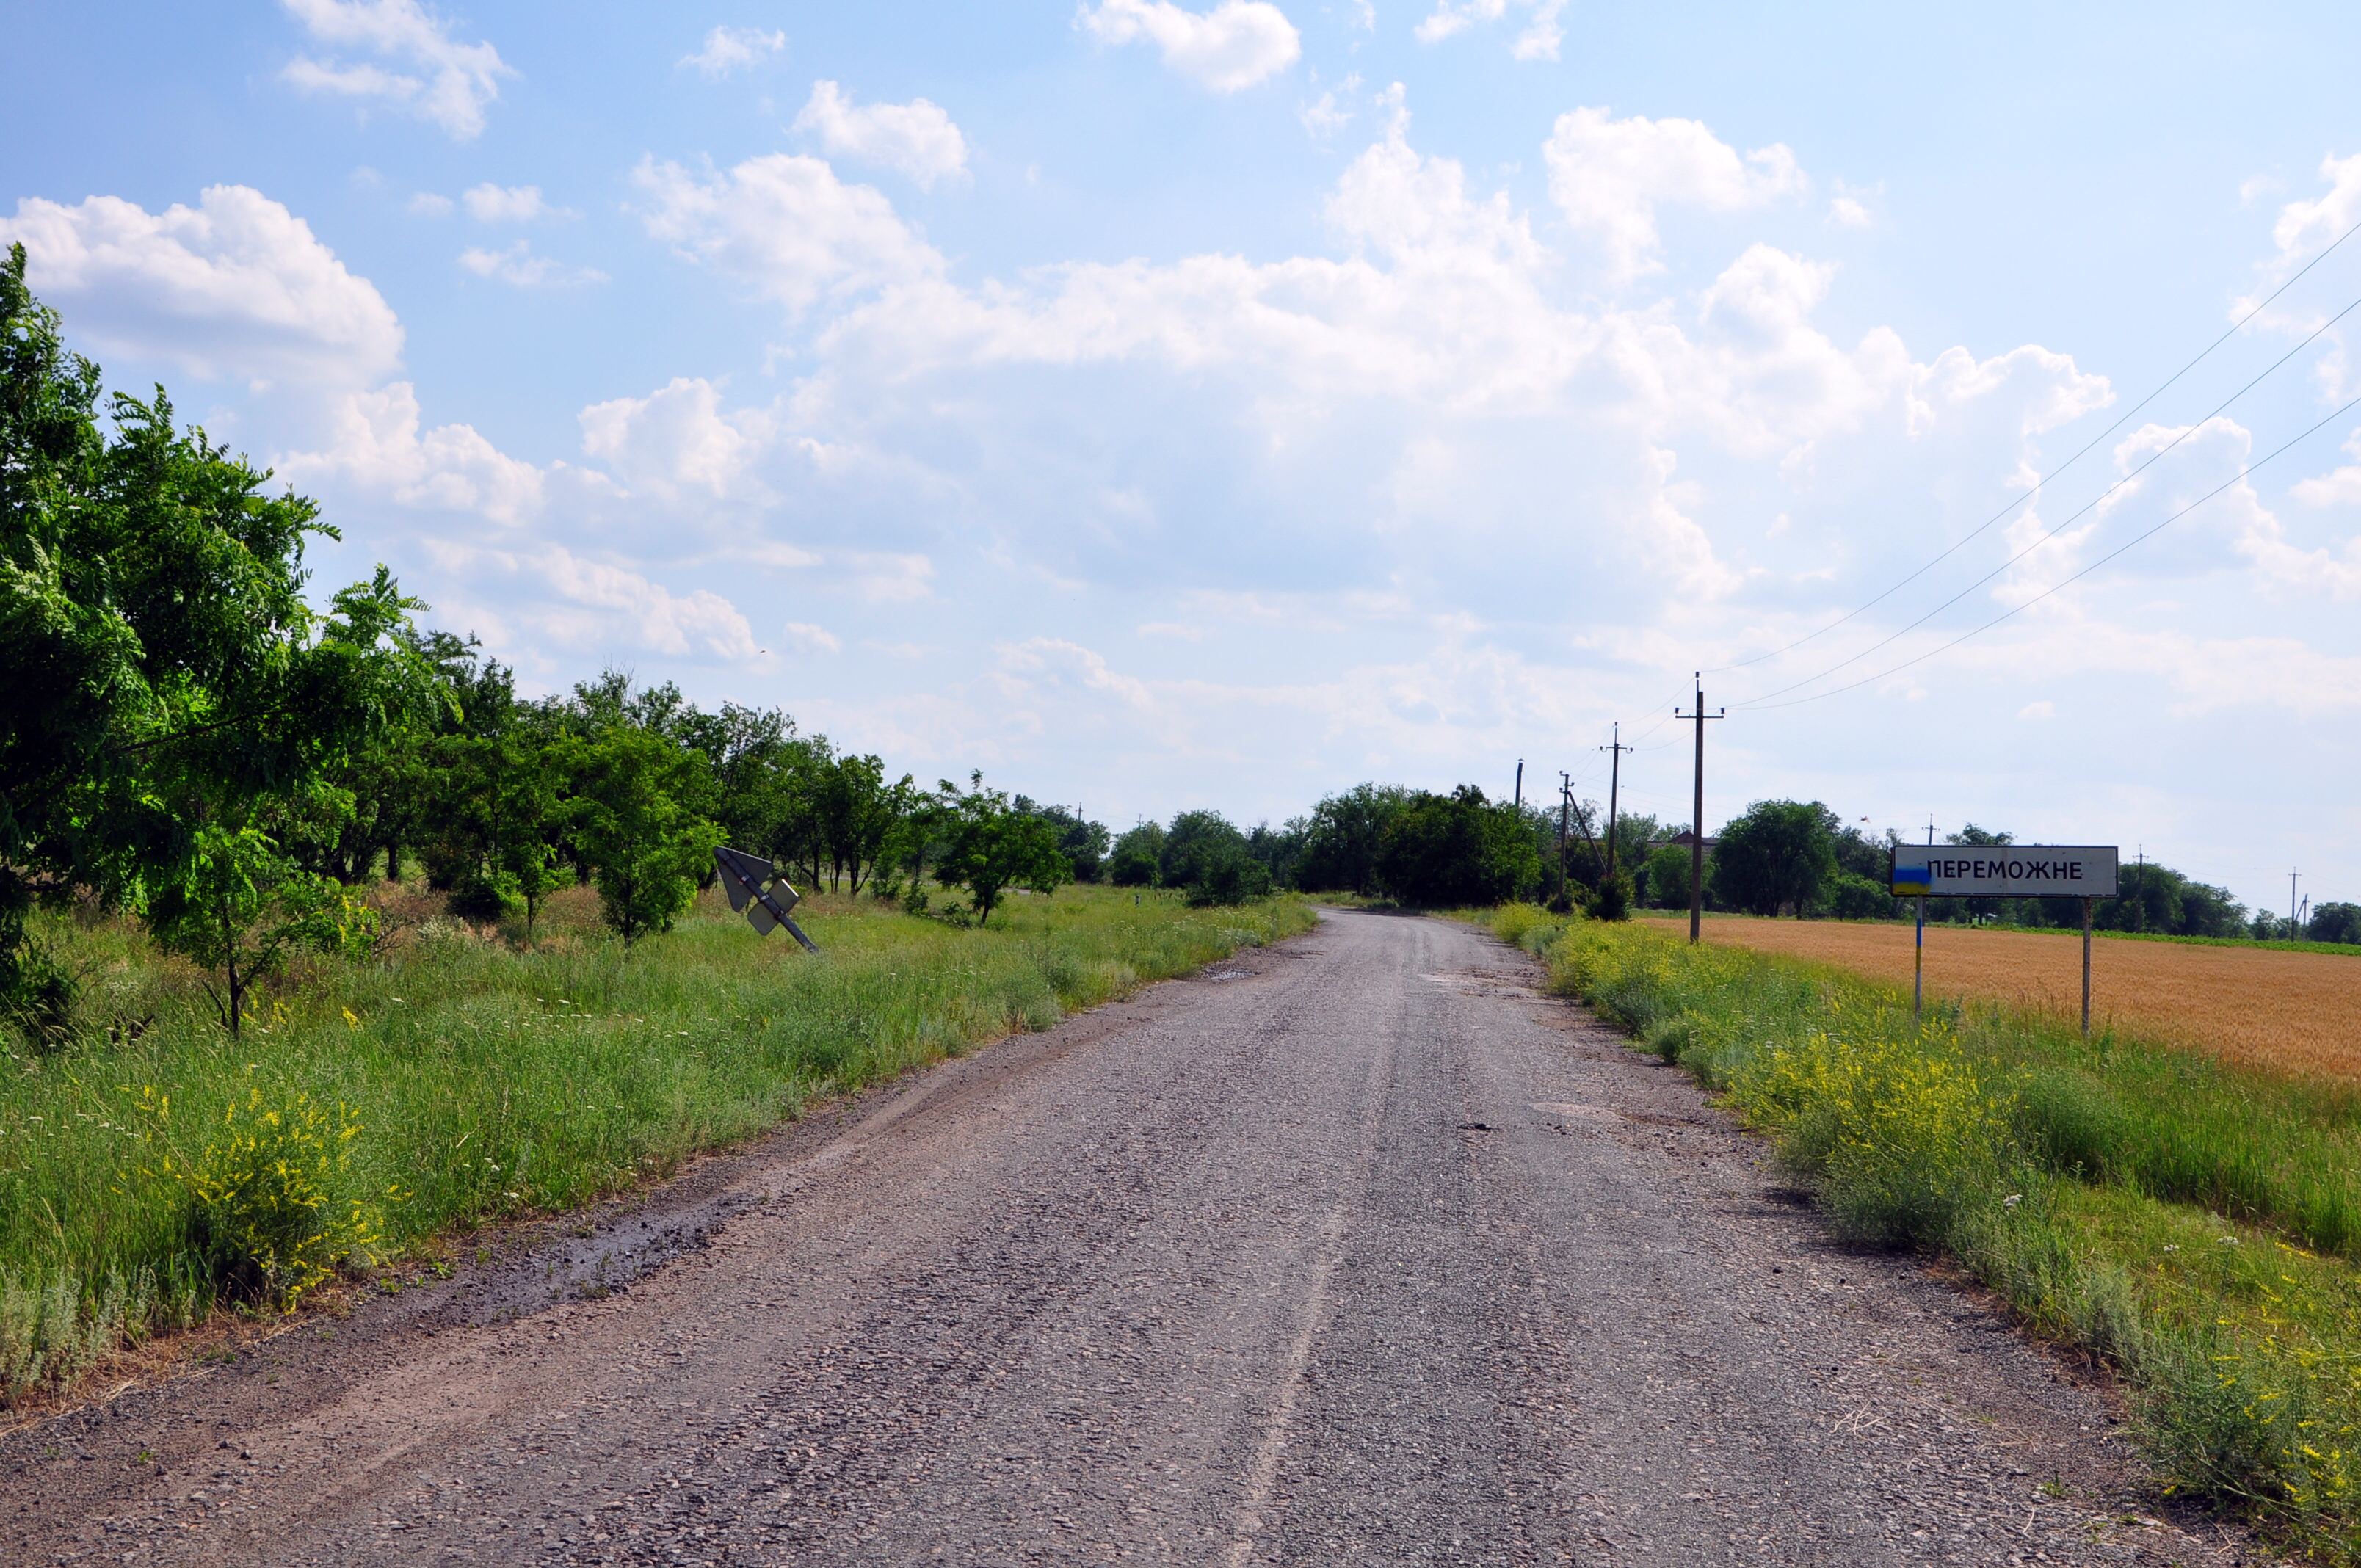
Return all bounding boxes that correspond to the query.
[424,539,763,663]
[1414,0,1566,59]
[462,183,567,222]
[679,24,786,79]
[1544,106,1807,279]
[278,0,512,140]
[285,381,551,524]
[631,153,944,316]
[457,240,606,288]
[792,82,970,190]
[0,184,402,387]
[1079,0,1302,94]
[579,377,775,502]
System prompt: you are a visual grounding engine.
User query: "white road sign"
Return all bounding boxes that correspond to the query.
[1889,845,2118,899]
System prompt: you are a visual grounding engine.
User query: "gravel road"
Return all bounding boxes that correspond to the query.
[6,909,2261,1566]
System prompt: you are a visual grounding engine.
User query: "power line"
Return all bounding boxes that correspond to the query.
[1738,288,2361,708]
[1744,389,2361,711]
[1705,211,2361,678]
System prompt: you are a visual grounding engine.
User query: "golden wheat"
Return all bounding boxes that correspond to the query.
[1636,915,2361,1081]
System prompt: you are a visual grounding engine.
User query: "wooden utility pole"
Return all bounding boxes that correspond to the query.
[1599,723,1631,876]
[1513,759,1523,813]
[1674,675,1724,945]
[1556,772,1571,903]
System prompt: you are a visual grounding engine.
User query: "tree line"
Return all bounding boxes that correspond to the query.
[0,250,1095,1045]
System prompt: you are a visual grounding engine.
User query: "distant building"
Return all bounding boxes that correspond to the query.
[1659,830,1719,852]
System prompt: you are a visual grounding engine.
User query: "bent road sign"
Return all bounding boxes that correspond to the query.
[714,846,821,952]
[1890,845,2119,899]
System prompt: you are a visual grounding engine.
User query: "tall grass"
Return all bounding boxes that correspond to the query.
[1509,910,2361,1558]
[0,884,1313,1401]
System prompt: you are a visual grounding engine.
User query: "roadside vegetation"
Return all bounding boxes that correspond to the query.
[0,883,1310,1404]
[1490,903,2361,1560]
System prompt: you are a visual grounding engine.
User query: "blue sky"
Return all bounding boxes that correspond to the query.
[7,1,2360,915]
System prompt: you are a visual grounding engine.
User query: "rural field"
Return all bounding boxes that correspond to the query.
[1639,914,2361,1078]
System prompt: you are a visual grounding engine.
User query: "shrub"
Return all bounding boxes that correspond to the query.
[130,1086,387,1309]
[1185,846,1272,907]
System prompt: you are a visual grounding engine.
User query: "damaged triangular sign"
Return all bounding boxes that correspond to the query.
[712,847,817,952]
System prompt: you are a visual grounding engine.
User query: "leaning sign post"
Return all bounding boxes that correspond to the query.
[713,846,821,953]
[1890,845,2119,1036]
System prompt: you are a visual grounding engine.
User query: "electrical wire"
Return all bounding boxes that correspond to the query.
[1737,289,2361,708]
[1744,389,2361,711]
[1703,212,2361,677]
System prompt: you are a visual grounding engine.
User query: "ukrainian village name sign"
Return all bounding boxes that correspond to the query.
[1891,846,2119,898]
[1890,844,2120,1034]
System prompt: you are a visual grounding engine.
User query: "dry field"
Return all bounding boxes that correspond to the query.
[1635,915,2361,1080]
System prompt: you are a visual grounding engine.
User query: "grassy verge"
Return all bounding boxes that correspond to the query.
[1490,903,2361,1559]
[0,882,1313,1403]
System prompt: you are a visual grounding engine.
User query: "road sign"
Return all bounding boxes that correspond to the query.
[714,847,820,952]
[1889,846,2118,899]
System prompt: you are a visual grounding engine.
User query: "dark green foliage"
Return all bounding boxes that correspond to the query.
[1244,820,1305,890]
[1183,845,1272,907]
[1637,842,1697,910]
[938,774,1072,925]
[1294,783,1410,894]
[2312,902,2361,945]
[1015,797,1110,882]
[0,245,440,1037]
[1374,785,1538,906]
[1586,868,1633,921]
[1107,822,1164,887]
[1825,871,1898,920]
[1158,809,1242,887]
[1711,800,1839,918]
[564,726,720,945]
[2098,860,2245,938]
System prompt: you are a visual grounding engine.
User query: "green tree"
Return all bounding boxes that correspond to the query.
[1,245,438,1036]
[1712,800,1839,918]
[565,727,719,945]
[2310,902,2361,945]
[1160,810,1247,888]
[1638,841,1697,910]
[1295,783,1411,893]
[1107,822,1165,887]
[1374,786,1538,906]
[1015,797,1111,883]
[145,825,374,1037]
[939,775,1071,926]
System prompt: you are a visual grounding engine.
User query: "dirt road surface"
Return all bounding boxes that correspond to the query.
[6,910,2257,1565]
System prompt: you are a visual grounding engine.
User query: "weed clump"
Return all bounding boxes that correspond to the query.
[125,1086,387,1310]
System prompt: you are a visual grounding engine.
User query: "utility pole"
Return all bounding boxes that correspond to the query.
[2292,868,2302,941]
[1600,723,1632,877]
[1513,759,1523,813]
[1556,772,1571,904]
[1674,675,1724,945]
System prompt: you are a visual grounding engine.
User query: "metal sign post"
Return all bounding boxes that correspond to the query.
[1891,844,2119,1036]
[714,846,820,953]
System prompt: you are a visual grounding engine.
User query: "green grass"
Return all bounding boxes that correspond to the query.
[1484,904,2361,1558]
[0,882,1313,1400]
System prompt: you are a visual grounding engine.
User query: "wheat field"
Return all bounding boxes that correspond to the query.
[1635,915,2361,1080]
